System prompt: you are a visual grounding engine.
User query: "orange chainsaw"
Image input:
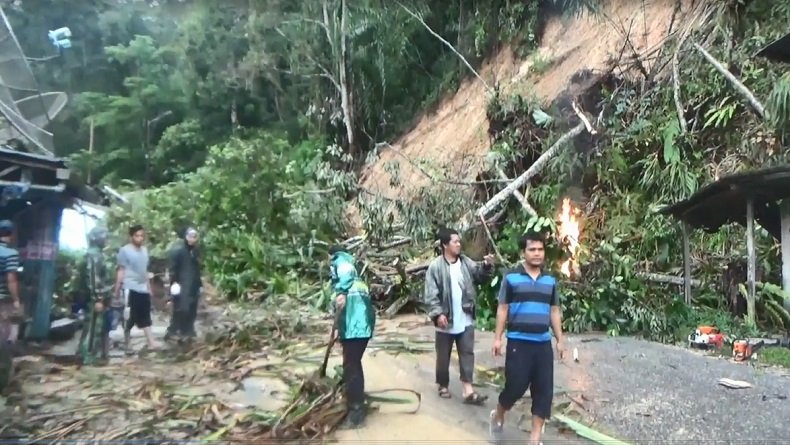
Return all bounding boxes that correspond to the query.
[687,326,725,349]
[733,336,790,362]
[732,339,762,362]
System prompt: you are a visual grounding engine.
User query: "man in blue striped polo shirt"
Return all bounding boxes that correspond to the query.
[489,231,565,445]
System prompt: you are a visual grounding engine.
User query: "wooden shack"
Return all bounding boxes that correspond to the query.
[0,145,86,341]
[660,166,790,326]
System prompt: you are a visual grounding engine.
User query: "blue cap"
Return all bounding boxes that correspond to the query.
[0,220,14,231]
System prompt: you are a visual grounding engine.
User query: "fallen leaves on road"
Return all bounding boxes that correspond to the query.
[0,299,430,442]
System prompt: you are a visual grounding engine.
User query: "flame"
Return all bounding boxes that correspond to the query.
[557,198,581,277]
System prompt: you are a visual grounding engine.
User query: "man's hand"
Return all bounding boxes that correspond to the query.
[12,299,20,309]
[335,294,346,309]
[436,314,449,329]
[492,338,503,357]
[483,254,495,266]
[555,337,566,360]
[95,301,104,312]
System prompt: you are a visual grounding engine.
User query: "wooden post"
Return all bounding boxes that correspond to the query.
[745,197,756,327]
[781,199,790,311]
[682,222,692,304]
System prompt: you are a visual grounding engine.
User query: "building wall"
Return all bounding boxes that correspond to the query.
[15,197,63,340]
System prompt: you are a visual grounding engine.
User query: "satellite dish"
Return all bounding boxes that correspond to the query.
[0,92,67,148]
[0,7,70,156]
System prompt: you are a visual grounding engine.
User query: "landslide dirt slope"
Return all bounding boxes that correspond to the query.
[351,0,694,231]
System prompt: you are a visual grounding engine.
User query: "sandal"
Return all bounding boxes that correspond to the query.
[438,386,451,399]
[463,392,488,405]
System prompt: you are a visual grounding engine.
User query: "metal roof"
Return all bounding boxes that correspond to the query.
[0,144,65,168]
[658,165,790,239]
[755,32,790,63]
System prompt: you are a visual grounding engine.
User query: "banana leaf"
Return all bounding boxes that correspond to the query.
[553,413,633,445]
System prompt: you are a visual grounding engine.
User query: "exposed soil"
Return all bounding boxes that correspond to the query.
[350,0,696,230]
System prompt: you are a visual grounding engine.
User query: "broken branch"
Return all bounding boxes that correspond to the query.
[478,213,507,266]
[672,31,691,134]
[694,43,765,119]
[496,169,536,216]
[571,101,597,134]
[397,2,494,95]
[636,272,701,287]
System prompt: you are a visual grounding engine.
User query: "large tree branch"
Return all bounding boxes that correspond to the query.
[322,0,335,55]
[475,122,586,218]
[307,55,341,91]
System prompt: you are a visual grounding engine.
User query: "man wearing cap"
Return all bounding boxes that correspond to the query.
[76,226,115,365]
[165,227,202,342]
[0,219,20,388]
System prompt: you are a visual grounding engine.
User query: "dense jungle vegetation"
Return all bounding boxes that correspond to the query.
[10,0,790,343]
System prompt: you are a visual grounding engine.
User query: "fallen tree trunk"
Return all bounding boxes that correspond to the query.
[694,43,765,119]
[475,122,586,218]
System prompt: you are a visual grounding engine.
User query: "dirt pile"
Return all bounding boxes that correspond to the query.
[351,0,694,230]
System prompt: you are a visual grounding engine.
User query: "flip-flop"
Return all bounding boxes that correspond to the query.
[463,392,488,405]
[438,386,451,399]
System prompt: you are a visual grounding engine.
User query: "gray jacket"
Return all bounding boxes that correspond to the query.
[423,254,493,326]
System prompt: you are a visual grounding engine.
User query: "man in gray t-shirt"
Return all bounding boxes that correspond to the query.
[118,243,150,294]
[114,225,159,351]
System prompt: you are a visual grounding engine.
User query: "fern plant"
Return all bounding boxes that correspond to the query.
[766,72,790,136]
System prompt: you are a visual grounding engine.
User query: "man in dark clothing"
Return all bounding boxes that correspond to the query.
[76,226,114,365]
[165,227,202,341]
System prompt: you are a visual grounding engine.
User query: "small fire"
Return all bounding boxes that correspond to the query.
[557,198,581,278]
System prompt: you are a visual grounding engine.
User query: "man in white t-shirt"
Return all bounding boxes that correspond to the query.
[424,227,495,405]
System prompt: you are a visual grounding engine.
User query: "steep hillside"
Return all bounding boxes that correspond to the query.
[353,0,693,229]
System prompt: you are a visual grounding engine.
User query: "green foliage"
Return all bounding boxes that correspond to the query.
[759,347,790,369]
[12,0,557,188]
[766,72,790,137]
[737,282,790,330]
[55,249,83,304]
[69,34,187,185]
[12,0,790,346]
[107,132,352,299]
[470,0,790,342]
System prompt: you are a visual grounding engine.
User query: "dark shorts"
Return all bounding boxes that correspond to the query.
[498,338,554,419]
[125,290,152,330]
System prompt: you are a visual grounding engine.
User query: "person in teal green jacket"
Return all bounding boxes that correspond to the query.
[329,245,375,429]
